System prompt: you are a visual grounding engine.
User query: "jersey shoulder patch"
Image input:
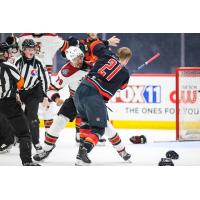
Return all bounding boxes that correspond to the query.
[60,63,79,77]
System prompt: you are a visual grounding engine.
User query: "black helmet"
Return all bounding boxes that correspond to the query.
[22,39,35,49]
[0,42,10,55]
[6,36,18,50]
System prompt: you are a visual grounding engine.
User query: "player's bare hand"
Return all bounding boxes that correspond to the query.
[42,97,50,110]
[108,36,120,47]
[55,98,64,106]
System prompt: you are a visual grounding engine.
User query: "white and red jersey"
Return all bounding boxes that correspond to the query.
[48,61,92,101]
[18,33,68,69]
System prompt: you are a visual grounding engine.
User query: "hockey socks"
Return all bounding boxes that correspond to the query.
[105,121,131,161]
[83,133,99,153]
[79,125,103,153]
[44,133,58,151]
[75,116,81,134]
[44,119,54,133]
[108,133,125,153]
[106,122,125,152]
[44,114,69,151]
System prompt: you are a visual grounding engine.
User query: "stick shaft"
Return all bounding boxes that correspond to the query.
[145,53,160,65]
[136,53,160,71]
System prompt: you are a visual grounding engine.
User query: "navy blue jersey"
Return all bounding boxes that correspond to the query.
[85,46,130,101]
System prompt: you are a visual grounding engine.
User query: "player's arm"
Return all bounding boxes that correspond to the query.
[47,65,70,104]
[106,36,120,47]
[120,78,129,90]
[47,83,64,106]
[96,36,120,47]
[89,40,108,59]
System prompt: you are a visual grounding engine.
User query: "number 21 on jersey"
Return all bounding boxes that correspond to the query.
[97,58,122,81]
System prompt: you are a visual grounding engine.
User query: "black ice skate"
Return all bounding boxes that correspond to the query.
[118,149,131,161]
[75,147,91,166]
[33,145,55,162]
[0,143,12,154]
[158,158,174,166]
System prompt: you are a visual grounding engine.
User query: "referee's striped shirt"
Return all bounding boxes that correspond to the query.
[15,56,50,93]
[0,60,21,99]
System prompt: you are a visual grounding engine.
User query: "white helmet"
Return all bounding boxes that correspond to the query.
[65,46,84,61]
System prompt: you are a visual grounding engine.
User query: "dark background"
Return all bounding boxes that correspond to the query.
[1,33,200,74]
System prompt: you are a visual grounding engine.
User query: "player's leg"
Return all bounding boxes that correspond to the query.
[105,121,131,161]
[42,101,54,135]
[75,87,107,165]
[79,118,91,142]
[33,97,77,161]
[75,115,106,145]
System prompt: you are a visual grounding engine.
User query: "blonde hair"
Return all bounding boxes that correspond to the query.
[116,47,132,60]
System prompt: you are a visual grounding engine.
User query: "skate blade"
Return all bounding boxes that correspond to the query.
[126,159,132,163]
[33,155,47,162]
[33,154,48,162]
[75,159,91,166]
[97,142,106,146]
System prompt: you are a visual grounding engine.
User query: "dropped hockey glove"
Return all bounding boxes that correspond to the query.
[129,135,147,144]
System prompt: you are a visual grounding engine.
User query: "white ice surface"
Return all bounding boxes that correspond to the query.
[1,128,200,166]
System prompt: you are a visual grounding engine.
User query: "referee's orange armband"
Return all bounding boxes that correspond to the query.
[17,77,24,90]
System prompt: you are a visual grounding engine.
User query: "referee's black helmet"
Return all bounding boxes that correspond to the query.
[0,42,10,55]
[22,39,36,49]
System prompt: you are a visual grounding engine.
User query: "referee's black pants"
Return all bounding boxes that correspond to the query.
[19,84,43,147]
[24,99,40,146]
[0,97,32,164]
[0,112,15,146]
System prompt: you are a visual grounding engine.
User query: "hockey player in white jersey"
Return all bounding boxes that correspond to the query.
[33,46,131,163]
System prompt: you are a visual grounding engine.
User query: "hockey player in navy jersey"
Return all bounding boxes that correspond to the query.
[75,33,120,144]
[33,46,131,163]
[74,41,132,165]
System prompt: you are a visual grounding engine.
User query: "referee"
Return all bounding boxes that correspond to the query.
[15,39,50,153]
[0,42,39,165]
